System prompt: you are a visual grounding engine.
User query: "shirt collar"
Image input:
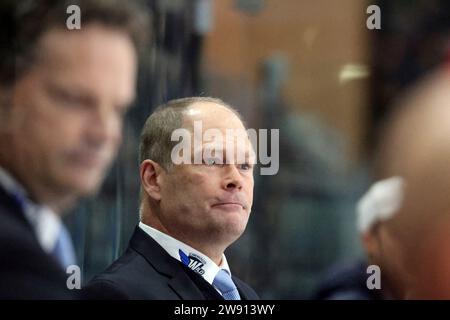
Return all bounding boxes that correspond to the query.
[138,221,231,285]
[0,166,27,198]
[0,166,62,253]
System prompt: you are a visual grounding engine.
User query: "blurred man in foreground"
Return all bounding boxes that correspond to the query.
[0,0,150,298]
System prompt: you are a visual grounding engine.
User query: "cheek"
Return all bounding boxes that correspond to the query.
[182,170,210,188]
[10,99,49,157]
[244,177,254,201]
[13,78,77,147]
[413,222,450,298]
[88,110,124,154]
[378,232,397,262]
[109,115,124,148]
[30,110,80,156]
[172,171,213,204]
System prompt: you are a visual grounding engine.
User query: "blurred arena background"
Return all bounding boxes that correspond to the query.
[64,0,450,298]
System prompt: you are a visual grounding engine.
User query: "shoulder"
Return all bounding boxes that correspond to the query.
[84,247,171,299]
[0,207,76,299]
[0,205,42,264]
[83,278,130,300]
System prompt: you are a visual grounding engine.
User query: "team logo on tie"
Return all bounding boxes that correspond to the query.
[179,249,206,275]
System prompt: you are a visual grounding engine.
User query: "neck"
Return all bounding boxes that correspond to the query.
[141,206,226,266]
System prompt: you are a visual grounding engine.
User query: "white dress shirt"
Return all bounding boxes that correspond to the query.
[0,166,61,254]
[139,221,231,292]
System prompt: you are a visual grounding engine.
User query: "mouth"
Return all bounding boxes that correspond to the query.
[212,202,245,211]
[68,152,109,169]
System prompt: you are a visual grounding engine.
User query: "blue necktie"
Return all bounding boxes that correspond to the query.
[51,224,76,270]
[213,269,241,300]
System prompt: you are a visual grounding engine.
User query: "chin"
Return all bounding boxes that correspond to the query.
[221,218,248,238]
[62,171,105,198]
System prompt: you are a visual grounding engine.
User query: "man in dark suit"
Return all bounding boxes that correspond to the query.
[0,0,150,299]
[86,97,260,300]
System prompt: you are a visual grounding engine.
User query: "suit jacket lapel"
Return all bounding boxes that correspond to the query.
[167,267,207,300]
[0,184,68,276]
[234,278,248,300]
[129,226,206,299]
[233,276,259,300]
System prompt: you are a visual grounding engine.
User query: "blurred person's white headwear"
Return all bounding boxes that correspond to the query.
[356,177,405,233]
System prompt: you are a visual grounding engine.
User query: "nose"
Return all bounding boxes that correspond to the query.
[85,105,122,148]
[221,165,243,192]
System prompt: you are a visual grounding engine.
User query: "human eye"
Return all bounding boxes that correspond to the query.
[238,163,253,171]
[47,84,91,110]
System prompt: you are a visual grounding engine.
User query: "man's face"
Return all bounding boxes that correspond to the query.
[5,24,137,206]
[158,102,255,247]
[409,216,450,299]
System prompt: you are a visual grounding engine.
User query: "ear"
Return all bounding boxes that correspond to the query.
[140,159,164,201]
[361,230,380,264]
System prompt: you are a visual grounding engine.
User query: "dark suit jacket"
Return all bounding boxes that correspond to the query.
[0,185,78,299]
[85,226,260,300]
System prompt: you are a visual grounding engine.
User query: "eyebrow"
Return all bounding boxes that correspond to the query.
[198,147,256,161]
[45,81,96,105]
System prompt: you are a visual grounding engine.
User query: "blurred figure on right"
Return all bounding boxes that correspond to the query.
[314,176,403,300]
[373,65,450,299]
[315,63,450,300]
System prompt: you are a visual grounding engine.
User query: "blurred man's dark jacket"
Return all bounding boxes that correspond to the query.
[0,186,78,299]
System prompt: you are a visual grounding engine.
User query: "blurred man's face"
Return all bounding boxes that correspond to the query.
[5,24,137,207]
[158,102,255,249]
[410,216,450,299]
